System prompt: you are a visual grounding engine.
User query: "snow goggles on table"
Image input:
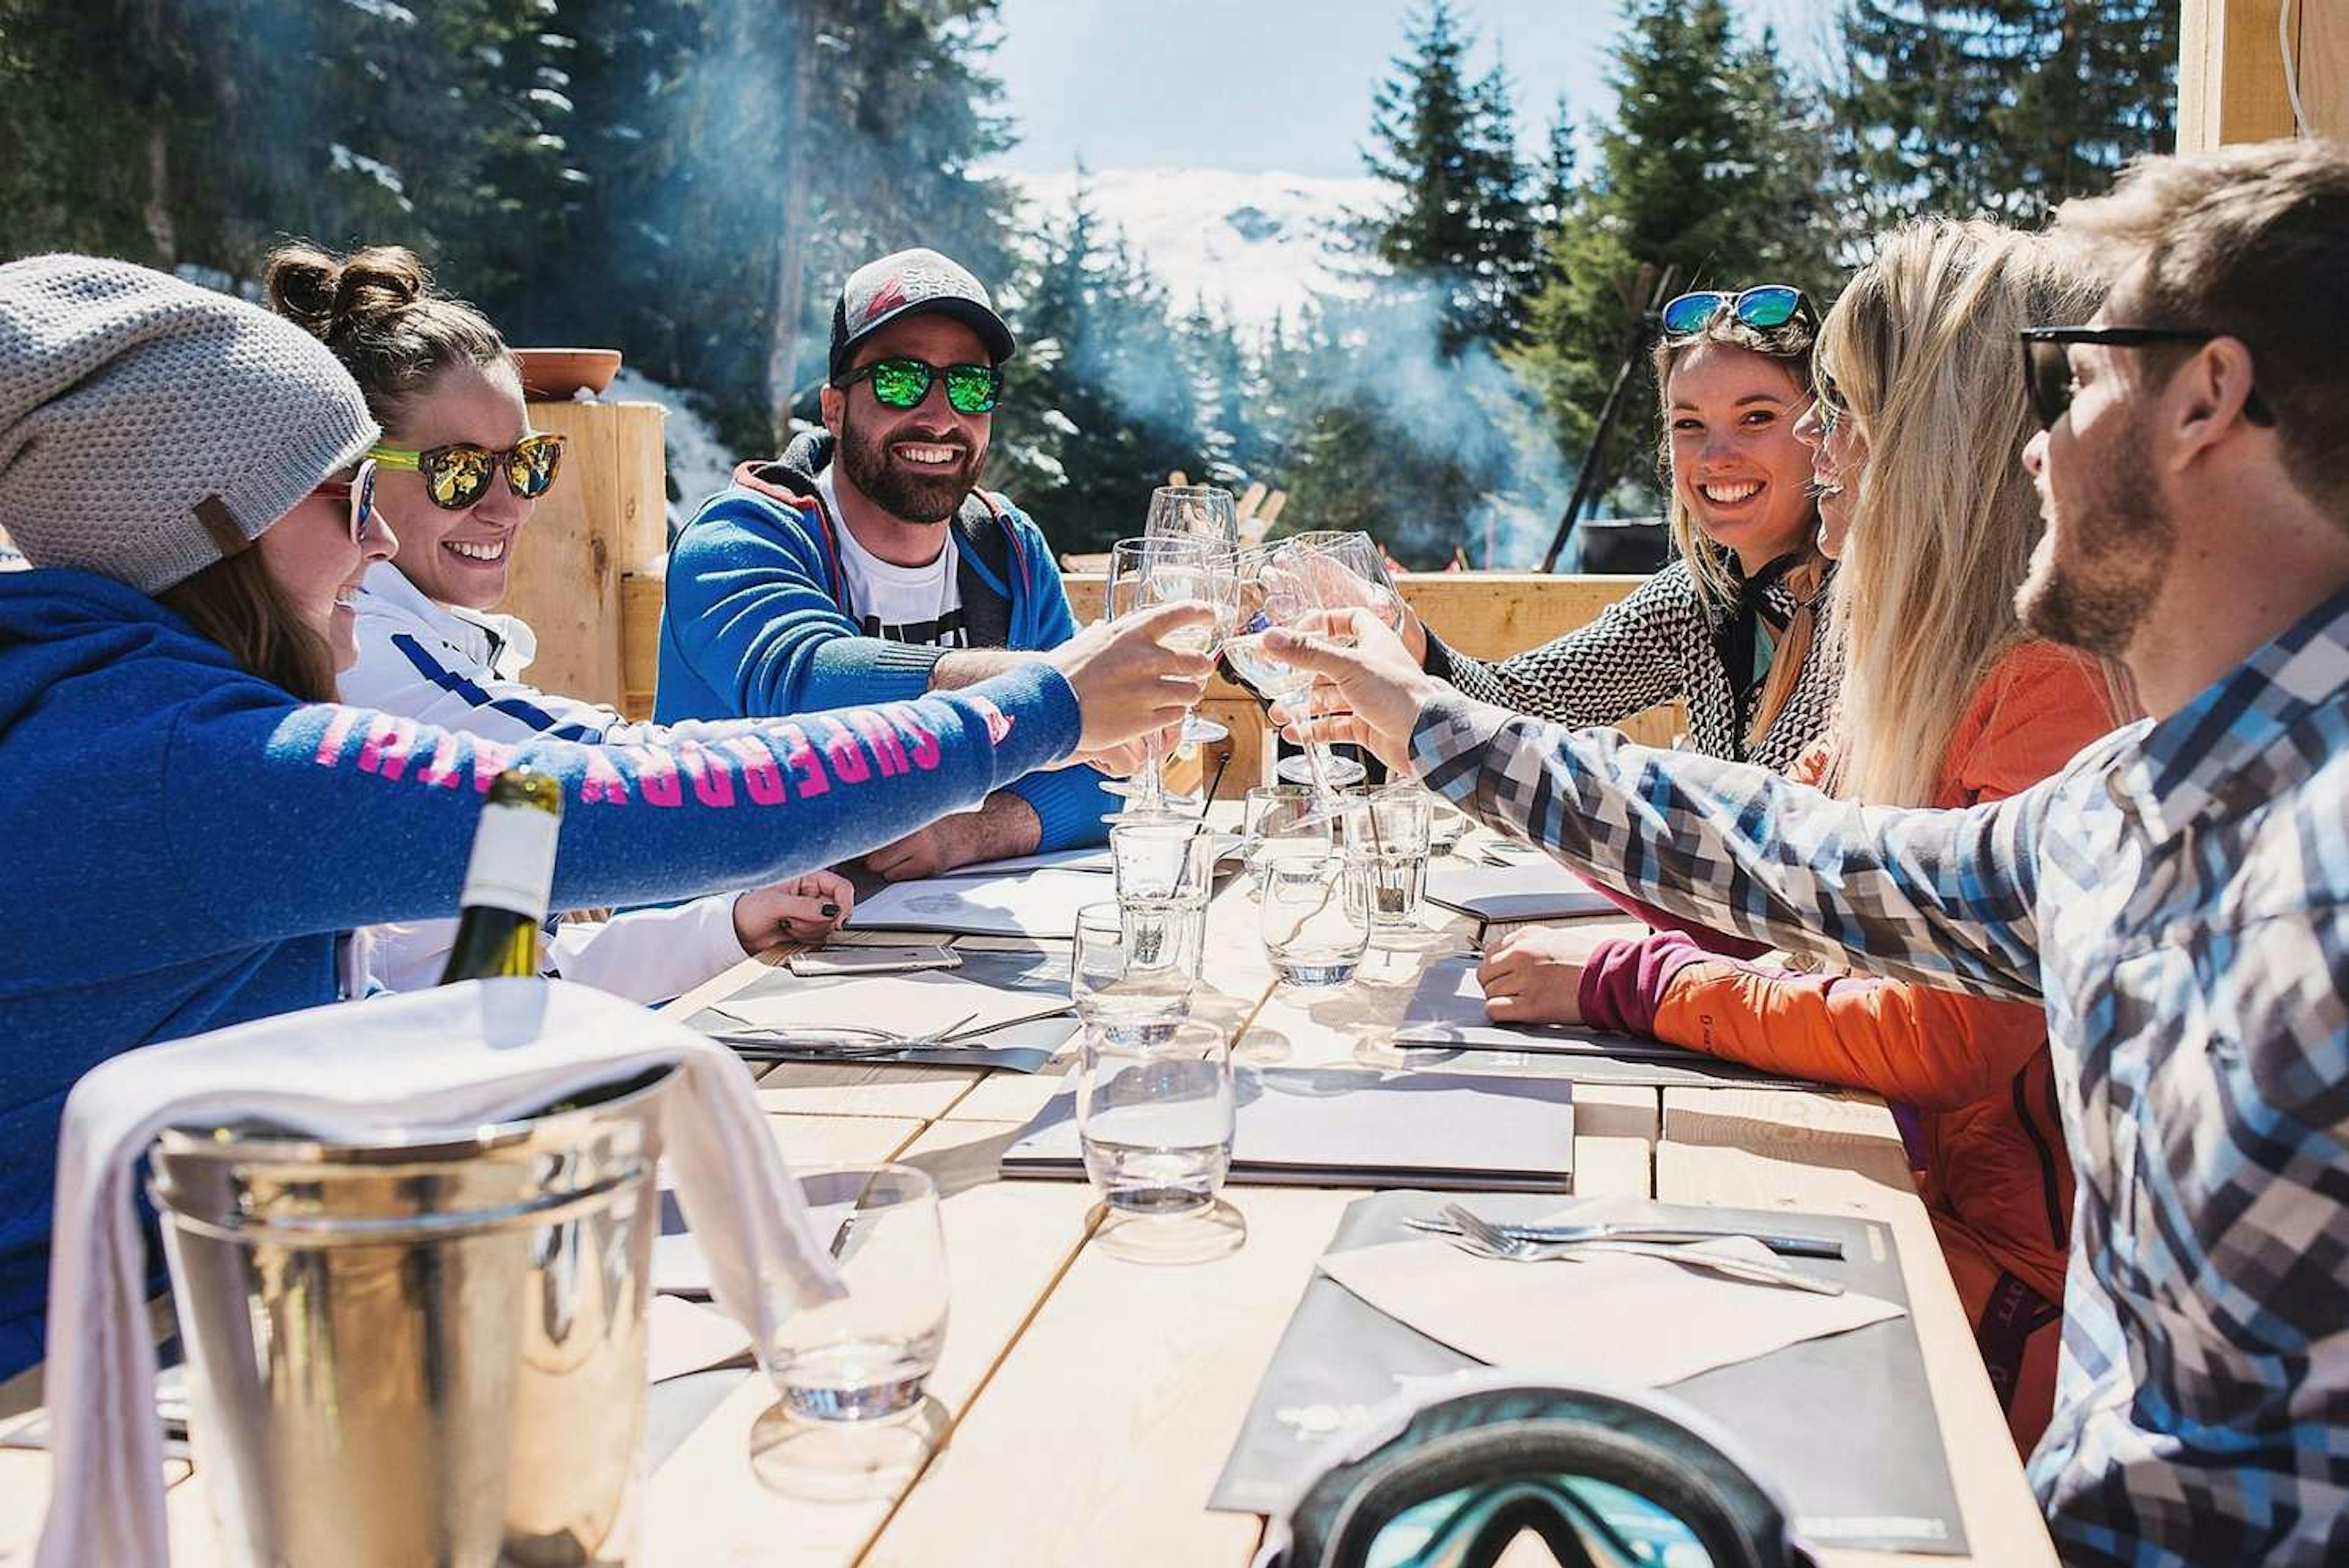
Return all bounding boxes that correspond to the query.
[1661,285,1814,338]
[838,357,1005,415]
[367,433,567,511]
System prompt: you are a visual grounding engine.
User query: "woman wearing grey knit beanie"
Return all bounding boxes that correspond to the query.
[0,253,1214,1376]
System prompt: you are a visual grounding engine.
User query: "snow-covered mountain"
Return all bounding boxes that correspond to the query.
[1003,166,1392,333]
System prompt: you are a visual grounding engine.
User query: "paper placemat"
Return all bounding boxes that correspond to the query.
[1425,862,1621,923]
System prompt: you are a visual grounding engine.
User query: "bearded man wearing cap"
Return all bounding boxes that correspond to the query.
[656,248,1124,878]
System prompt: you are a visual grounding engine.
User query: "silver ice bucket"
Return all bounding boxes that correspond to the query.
[147,1066,674,1568]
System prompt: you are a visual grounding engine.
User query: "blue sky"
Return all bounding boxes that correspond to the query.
[984,0,1834,178]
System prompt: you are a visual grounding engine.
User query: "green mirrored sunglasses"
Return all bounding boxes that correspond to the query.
[840,357,1004,415]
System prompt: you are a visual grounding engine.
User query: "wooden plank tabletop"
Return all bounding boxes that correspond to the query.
[2,818,2055,1568]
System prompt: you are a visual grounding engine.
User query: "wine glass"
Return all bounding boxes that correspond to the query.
[1146,487,1242,748]
[1222,542,1353,806]
[1277,530,1406,634]
[1104,535,1217,817]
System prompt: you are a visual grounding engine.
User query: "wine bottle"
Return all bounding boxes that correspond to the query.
[437,767,564,984]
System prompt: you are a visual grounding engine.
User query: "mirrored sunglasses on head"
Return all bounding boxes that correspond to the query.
[368,433,566,511]
[310,458,379,543]
[1661,285,1813,340]
[839,356,1005,415]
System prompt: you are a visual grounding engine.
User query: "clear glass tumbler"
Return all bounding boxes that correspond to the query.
[771,1164,948,1423]
[1072,900,1197,1043]
[1077,1019,1234,1217]
[1260,851,1372,986]
[1343,789,1434,929]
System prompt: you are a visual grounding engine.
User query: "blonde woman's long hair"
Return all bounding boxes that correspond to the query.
[1819,220,2113,807]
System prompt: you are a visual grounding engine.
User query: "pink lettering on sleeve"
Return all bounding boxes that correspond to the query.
[357,713,421,780]
[719,736,789,805]
[967,695,1013,747]
[313,705,362,767]
[849,710,910,778]
[417,730,467,789]
[626,746,685,808]
[884,703,943,771]
[581,747,631,805]
[775,724,829,800]
[680,742,737,808]
[819,717,872,785]
[470,738,516,792]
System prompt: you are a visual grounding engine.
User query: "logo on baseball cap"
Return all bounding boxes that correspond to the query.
[828,248,1018,384]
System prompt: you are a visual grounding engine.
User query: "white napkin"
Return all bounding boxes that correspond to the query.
[1318,1226,1901,1388]
[36,978,847,1568]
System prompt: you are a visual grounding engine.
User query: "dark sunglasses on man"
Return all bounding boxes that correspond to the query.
[2018,326,2276,432]
[837,357,1005,416]
[366,432,566,511]
[1661,284,1816,339]
[311,458,379,544]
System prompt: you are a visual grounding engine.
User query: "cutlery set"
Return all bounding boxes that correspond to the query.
[1412,1203,1846,1295]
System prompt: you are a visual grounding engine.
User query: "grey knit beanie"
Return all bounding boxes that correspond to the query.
[0,254,380,594]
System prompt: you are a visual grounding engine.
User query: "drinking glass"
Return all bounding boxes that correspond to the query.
[1104,535,1219,815]
[1077,1019,1242,1262]
[771,1165,948,1422]
[1343,789,1434,930]
[1266,533,1396,789]
[1260,847,1372,987]
[1071,900,1195,1043]
[1224,543,1360,798]
[1241,784,1327,896]
[1146,486,1242,748]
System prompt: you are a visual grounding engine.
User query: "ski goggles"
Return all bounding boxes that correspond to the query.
[310,459,379,544]
[367,433,566,511]
[838,357,1005,415]
[1661,284,1813,338]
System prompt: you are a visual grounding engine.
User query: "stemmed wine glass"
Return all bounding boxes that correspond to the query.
[1261,532,1402,788]
[1103,535,1219,817]
[1145,486,1242,747]
[1221,542,1349,811]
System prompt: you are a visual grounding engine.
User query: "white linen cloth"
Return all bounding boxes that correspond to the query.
[1318,1219,1901,1389]
[36,978,846,1568]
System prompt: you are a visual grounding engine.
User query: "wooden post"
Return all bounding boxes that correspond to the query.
[502,398,667,710]
[2179,0,2343,148]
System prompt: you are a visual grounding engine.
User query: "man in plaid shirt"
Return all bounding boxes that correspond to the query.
[1272,141,2349,1566]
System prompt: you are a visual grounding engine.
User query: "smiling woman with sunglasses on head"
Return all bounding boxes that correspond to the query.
[267,242,864,998]
[0,255,1212,1372]
[1386,282,1839,774]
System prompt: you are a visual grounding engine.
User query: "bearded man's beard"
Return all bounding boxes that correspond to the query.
[840,412,987,524]
[2016,428,2175,658]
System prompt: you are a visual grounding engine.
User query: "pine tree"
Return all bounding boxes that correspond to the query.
[1360,0,1538,357]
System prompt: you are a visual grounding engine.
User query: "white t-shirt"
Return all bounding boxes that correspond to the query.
[817,466,968,647]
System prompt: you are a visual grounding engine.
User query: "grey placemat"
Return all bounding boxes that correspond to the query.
[1210,1190,1967,1557]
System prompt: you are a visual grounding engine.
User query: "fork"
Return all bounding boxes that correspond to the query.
[1404,1215,1844,1260]
[705,1009,982,1059]
[1438,1203,1844,1296]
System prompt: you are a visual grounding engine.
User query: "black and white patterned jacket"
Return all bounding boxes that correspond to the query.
[1422,556,1841,771]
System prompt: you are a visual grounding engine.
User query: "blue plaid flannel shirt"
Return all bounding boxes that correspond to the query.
[1412,585,2349,1567]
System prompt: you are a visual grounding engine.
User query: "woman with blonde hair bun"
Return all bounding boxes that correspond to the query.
[1483,219,2130,1452]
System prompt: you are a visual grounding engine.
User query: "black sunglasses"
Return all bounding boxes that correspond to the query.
[2019,326,2274,431]
[837,357,1004,415]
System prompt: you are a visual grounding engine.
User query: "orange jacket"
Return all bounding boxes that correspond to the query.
[1586,642,2120,1312]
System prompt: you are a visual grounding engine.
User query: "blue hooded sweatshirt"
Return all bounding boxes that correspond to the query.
[655,434,1116,850]
[0,567,1081,1375]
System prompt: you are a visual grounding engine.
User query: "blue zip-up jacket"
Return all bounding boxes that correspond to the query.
[0,567,1081,1375]
[655,434,1115,850]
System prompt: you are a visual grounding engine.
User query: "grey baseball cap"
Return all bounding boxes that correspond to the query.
[828,248,1017,383]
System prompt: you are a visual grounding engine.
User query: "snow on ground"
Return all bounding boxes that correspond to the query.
[598,367,739,534]
[1004,167,1390,332]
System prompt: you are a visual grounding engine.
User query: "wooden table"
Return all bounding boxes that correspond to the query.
[0,822,2057,1568]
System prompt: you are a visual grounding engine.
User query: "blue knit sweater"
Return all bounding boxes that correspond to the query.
[655,446,1115,850]
[0,567,1080,1374]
